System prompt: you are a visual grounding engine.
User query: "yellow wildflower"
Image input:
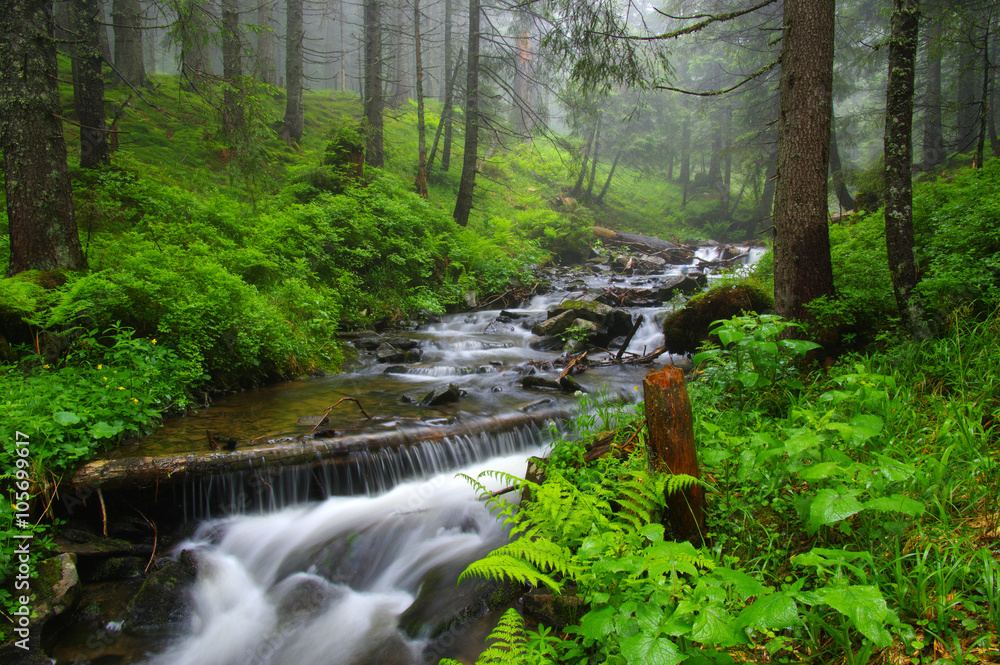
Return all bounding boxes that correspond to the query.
[132,398,138,404]
[151,339,157,345]
[103,377,107,381]
[97,364,102,370]
[118,386,124,390]
[44,364,50,369]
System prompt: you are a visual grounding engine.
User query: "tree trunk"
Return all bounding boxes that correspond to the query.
[680,117,690,207]
[364,0,384,166]
[73,0,109,168]
[512,30,533,136]
[595,149,623,204]
[586,114,601,198]
[921,12,944,169]
[829,121,855,211]
[257,0,277,85]
[112,0,147,87]
[2,0,87,275]
[977,23,990,168]
[756,143,777,224]
[453,0,480,227]
[772,0,835,332]
[721,106,732,220]
[427,47,462,173]
[282,0,304,143]
[884,0,928,339]
[957,48,978,153]
[221,0,243,136]
[414,0,428,198]
[643,367,704,545]
[98,0,112,63]
[571,127,593,198]
[441,0,454,170]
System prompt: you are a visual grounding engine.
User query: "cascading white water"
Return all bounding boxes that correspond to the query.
[143,449,540,665]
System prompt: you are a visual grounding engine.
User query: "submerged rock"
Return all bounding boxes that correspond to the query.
[418,383,462,407]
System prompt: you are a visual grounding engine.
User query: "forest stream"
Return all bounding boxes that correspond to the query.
[46,245,763,665]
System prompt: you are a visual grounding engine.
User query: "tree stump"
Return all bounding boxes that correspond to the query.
[643,366,705,545]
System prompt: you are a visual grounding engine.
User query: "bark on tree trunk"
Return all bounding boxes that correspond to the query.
[73,0,109,169]
[2,0,87,275]
[772,0,835,334]
[453,0,480,227]
[112,0,147,87]
[884,0,929,339]
[512,30,533,136]
[257,0,277,85]
[643,367,704,545]
[283,0,304,143]
[364,0,384,166]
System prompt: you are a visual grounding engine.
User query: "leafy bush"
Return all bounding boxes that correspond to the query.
[914,161,1000,313]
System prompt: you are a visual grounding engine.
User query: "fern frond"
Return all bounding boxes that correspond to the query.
[493,531,577,580]
[477,608,527,665]
[665,473,703,496]
[459,552,563,593]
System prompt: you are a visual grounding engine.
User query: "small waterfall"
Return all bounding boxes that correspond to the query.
[142,450,538,665]
[175,423,552,522]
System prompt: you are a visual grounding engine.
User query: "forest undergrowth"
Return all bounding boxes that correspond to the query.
[453,306,1000,664]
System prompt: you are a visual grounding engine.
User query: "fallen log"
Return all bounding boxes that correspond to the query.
[68,405,573,492]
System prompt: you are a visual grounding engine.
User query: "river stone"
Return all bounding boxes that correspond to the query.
[655,274,707,302]
[482,319,516,335]
[124,549,198,636]
[384,365,409,374]
[33,553,81,625]
[419,383,462,406]
[382,336,420,350]
[353,333,384,350]
[520,376,563,391]
[85,555,147,583]
[374,343,406,363]
[547,299,613,321]
[531,310,576,337]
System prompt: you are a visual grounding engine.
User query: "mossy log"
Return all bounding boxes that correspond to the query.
[68,406,572,492]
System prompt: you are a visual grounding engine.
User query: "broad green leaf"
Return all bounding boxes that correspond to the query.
[706,567,767,599]
[692,350,720,366]
[738,371,759,388]
[863,495,925,517]
[873,454,917,482]
[798,462,844,481]
[641,523,666,543]
[53,411,81,425]
[691,603,748,647]
[717,328,745,347]
[90,420,124,439]
[808,487,863,532]
[577,605,616,640]
[784,430,822,456]
[620,632,687,665]
[737,593,799,631]
[815,585,893,647]
[780,339,822,356]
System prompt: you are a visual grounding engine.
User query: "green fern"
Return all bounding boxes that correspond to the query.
[665,472,703,496]
[439,608,528,665]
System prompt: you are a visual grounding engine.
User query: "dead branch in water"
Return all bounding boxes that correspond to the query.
[309,397,374,434]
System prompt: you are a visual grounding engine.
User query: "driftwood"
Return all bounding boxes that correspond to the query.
[69,405,573,492]
[616,316,643,361]
[308,397,373,434]
[593,226,695,263]
[643,367,704,545]
[474,284,538,311]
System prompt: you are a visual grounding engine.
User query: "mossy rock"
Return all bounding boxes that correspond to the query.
[123,550,198,636]
[662,283,773,354]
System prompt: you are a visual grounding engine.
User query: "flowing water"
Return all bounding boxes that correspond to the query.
[55,247,763,665]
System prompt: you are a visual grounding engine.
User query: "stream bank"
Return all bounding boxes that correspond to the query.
[30,241,763,665]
